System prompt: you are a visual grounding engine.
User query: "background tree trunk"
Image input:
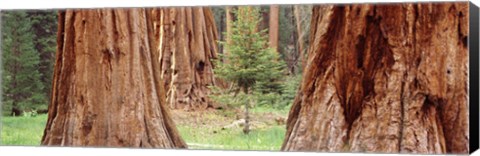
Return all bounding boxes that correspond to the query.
[41,9,186,148]
[225,6,234,64]
[260,7,270,32]
[219,9,225,55]
[282,3,469,154]
[293,5,306,69]
[242,87,250,134]
[149,7,219,111]
[269,5,279,52]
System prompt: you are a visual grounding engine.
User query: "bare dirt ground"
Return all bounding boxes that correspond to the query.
[171,108,287,131]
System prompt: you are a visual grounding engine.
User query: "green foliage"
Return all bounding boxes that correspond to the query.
[28,11,57,100]
[209,86,255,108]
[1,11,47,116]
[210,7,303,112]
[281,74,302,100]
[252,92,283,108]
[210,72,301,111]
[254,75,301,110]
[278,6,296,58]
[214,7,286,93]
[212,7,226,53]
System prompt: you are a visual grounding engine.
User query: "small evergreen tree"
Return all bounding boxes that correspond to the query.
[2,11,46,116]
[213,6,286,134]
[28,11,57,107]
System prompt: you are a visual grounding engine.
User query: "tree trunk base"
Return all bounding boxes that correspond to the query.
[282,3,469,154]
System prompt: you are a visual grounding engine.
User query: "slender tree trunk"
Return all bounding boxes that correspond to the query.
[41,9,187,148]
[225,6,234,64]
[219,10,225,55]
[293,5,306,69]
[287,6,299,74]
[11,103,21,116]
[260,7,270,32]
[242,87,250,134]
[149,7,219,111]
[282,3,469,154]
[269,5,279,52]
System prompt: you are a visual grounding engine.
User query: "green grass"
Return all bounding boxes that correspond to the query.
[177,125,286,151]
[250,106,290,115]
[1,111,287,150]
[1,114,47,146]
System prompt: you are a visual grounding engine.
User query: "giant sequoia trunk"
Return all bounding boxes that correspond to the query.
[149,7,218,111]
[41,9,186,148]
[282,3,469,154]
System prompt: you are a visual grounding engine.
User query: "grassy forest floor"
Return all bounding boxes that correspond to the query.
[1,106,289,151]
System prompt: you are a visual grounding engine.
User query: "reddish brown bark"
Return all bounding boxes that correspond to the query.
[269,5,279,52]
[149,7,219,111]
[282,3,469,154]
[41,9,186,148]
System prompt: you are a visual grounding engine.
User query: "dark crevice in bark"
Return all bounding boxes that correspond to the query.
[305,6,344,99]
[457,11,468,48]
[399,73,407,152]
[422,96,434,114]
[345,6,383,143]
[142,114,151,146]
[81,112,95,137]
[355,36,366,69]
[412,4,420,71]
[346,5,399,145]
[196,61,205,73]
[57,12,75,145]
[361,10,377,100]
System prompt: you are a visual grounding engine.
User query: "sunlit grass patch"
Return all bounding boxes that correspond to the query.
[1,114,47,145]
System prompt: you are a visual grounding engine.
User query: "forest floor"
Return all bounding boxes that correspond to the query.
[1,106,289,151]
[172,107,289,150]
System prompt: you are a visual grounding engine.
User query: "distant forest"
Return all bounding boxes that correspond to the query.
[1,6,312,116]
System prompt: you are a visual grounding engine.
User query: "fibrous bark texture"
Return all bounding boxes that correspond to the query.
[149,7,219,111]
[282,3,469,154]
[41,9,187,148]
